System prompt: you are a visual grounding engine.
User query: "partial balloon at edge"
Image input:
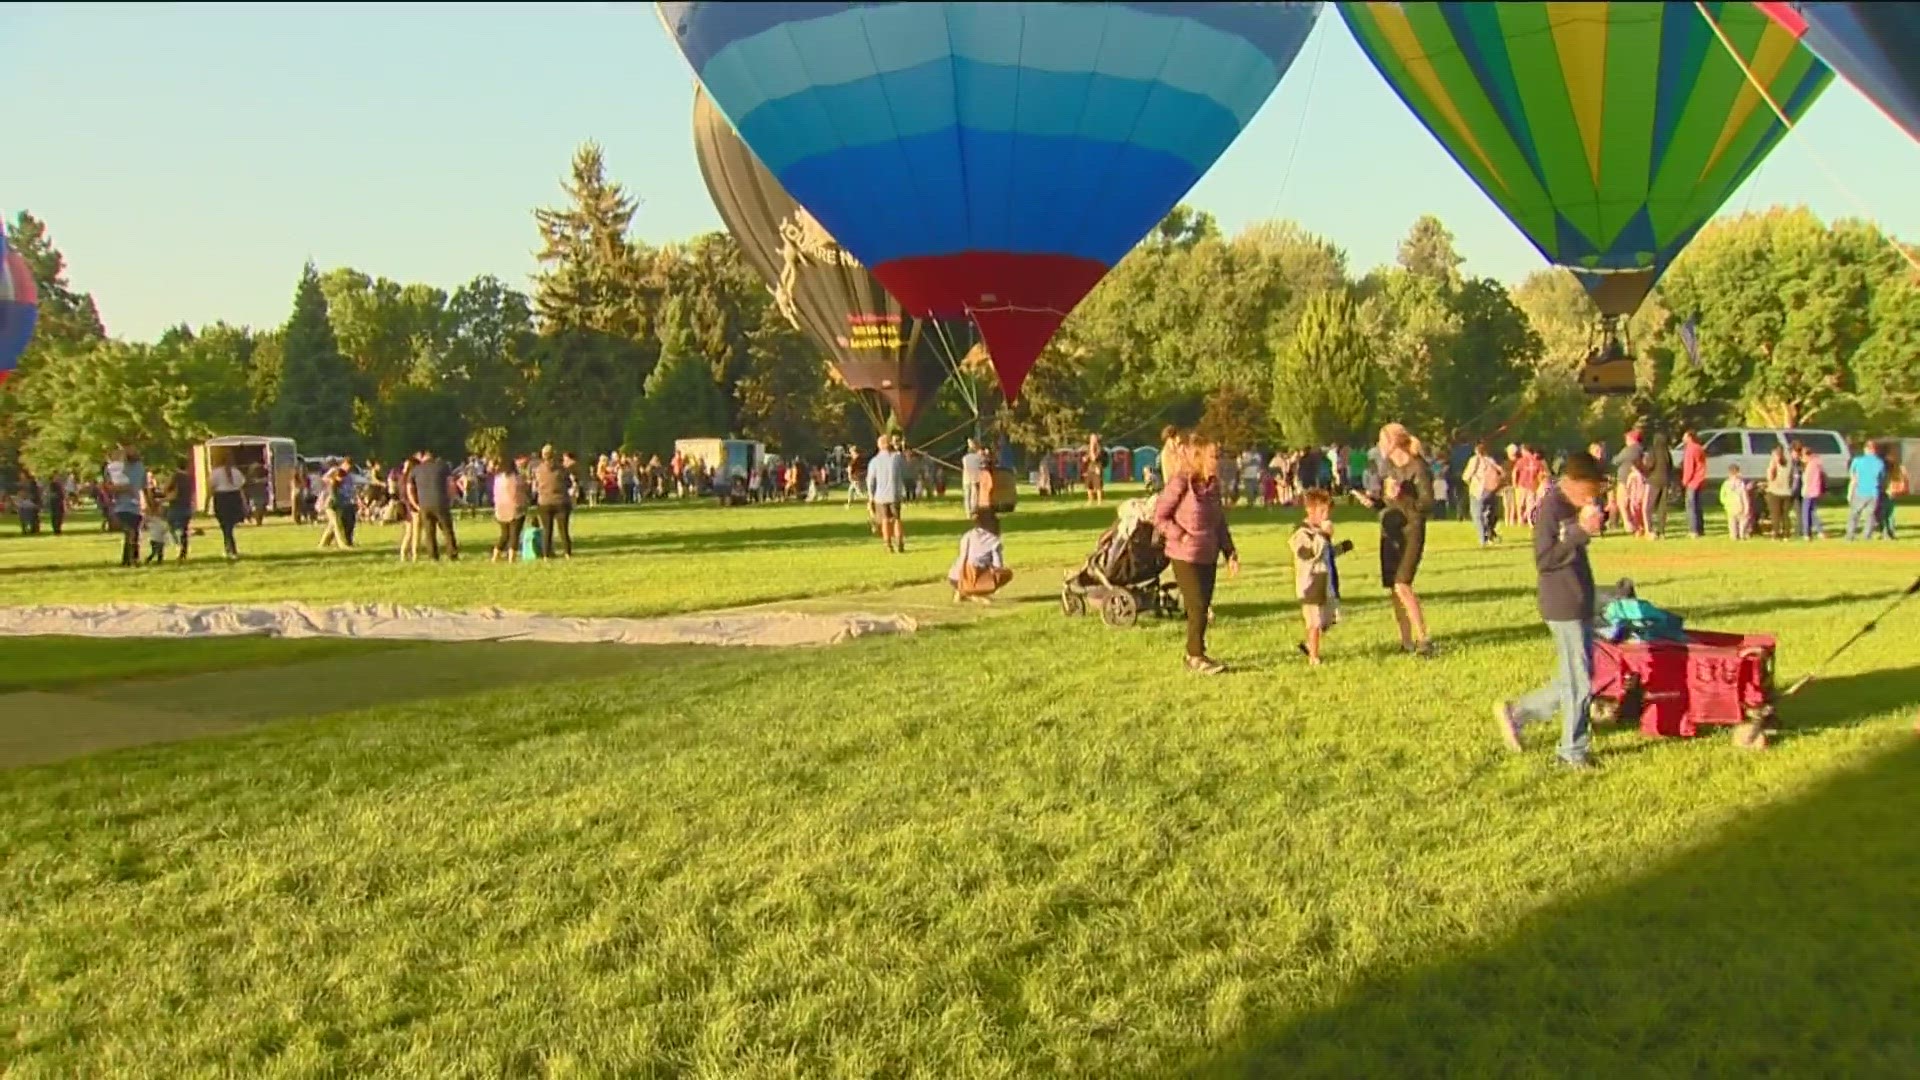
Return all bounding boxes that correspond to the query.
[1340,1,1829,318]
[0,226,39,383]
[1755,2,1920,148]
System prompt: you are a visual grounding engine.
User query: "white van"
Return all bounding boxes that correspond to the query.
[1685,428,1851,488]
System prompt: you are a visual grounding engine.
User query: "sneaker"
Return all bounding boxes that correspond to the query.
[1553,755,1600,772]
[1413,640,1436,659]
[1185,655,1227,676]
[1494,701,1523,752]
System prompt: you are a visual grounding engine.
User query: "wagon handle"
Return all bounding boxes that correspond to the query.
[1782,576,1920,697]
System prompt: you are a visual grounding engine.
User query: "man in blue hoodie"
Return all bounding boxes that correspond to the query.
[1495,450,1606,770]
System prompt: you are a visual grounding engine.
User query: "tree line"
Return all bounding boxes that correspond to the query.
[3,142,1916,480]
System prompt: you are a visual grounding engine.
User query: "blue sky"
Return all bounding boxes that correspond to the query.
[7,2,1920,342]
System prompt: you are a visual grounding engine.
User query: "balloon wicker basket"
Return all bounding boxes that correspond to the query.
[1581,317,1637,396]
[1581,354,1637,396]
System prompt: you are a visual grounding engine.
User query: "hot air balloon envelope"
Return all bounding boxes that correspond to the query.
[1340,1,1830,317]
[660,1,1324,398]
[1756,2,1920,147]
[0,234,39,383]
[692,85,966,434]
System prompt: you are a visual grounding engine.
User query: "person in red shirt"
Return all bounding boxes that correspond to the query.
[1680,430,1708,538]
[1514,446,1544,524]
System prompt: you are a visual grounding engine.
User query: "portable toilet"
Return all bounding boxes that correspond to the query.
[1133,445,1160,481]
[1109,446,1133,483]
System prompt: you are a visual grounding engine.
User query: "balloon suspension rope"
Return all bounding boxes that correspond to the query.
[1265,13,1330,219]
[1693,0,1920,277]
[906,417,980,475]
[1781,576,1920,697]
[929,318,981,421]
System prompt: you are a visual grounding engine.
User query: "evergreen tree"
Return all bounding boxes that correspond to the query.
[271,263,358,451]
[532,142,656,343]
[1270,290,1380,448]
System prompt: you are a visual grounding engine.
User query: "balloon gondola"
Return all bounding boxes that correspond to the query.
[1579,318,1637,397]
[1340,1,1831,396]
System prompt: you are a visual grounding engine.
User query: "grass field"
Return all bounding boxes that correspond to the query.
[2,493,1917,1077]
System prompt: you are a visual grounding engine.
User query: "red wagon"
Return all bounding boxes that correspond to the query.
[1590,630,1777,749]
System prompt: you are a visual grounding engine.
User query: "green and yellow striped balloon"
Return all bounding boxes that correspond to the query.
[1341,2,1832,315]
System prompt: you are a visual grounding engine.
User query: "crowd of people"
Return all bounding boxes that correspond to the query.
[1205,428,1907,548]
[1138,420,1903,771]
[1144,419,1608,767]
[2,415,1913,772]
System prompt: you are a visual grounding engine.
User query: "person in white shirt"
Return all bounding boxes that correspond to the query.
[1464,442,1505,547]
[140,511,170,564]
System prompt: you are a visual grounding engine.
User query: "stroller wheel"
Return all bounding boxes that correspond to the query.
[1061,587,1087,617]
[1101,590,1139,628]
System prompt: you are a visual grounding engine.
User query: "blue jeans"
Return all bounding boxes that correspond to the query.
[1512,620,1593,763]
[1473,493,1499,544]
[1685,486,1704,536]
[1846,496,1880,540]
[1800,497,1823,539]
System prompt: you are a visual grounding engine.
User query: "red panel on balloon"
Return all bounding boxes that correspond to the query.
[1752,3,1808,36]
[874,252,1108,400]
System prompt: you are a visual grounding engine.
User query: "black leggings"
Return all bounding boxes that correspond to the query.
[539,504,573,558]
[496,516,525,556]
[1646,483,1670,536]
[213,491,245,555]
[1169,558,1218,659]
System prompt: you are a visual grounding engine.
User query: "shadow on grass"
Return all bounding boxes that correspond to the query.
[0,641,705,769]
[1183,735,1920,1078]
[1778,664,1920,736]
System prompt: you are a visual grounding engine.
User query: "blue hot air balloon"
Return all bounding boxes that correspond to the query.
[657,1,1323,398]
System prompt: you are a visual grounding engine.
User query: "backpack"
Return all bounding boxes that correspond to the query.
[1602,597,1686,643]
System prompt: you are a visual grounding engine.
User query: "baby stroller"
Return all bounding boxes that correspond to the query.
[1061,498,1182,627]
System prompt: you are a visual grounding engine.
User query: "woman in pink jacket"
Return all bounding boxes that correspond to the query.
[1153,435,1239,675]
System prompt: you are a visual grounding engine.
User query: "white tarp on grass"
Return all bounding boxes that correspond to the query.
[0,602,918,649]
